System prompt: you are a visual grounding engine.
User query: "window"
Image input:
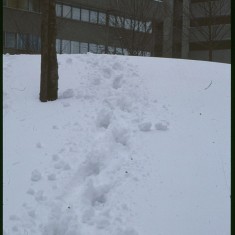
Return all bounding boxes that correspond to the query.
[132,19,139,31]
[17,33,27,50]
[108,46,115,54]
[98,12,106,25]
[97,45,105,54]
[56,39,61,53]
[81,9,89,22]
[80,42,88,53]
[89,43,97,53]
[5,32,16,48]
[72,7,80,20]
[56,4,62,17]
[90,11,98,23]
[71,41,80,54]
[146,21,152,33]
[29,34,40,52]
[116,47,123,55]
[143,51,151,57]
[109,15,116,27]
[29,0,40,12]
[63,5,71,18]
[116,16,124,28]
[124,18,131,29]
[139,21,145,32]
[62,40,71,53]
[123,48,129,55]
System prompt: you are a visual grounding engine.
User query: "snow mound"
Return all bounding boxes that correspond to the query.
[3,54,230,235]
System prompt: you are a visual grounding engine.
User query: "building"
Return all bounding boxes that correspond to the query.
[3,0,231,63]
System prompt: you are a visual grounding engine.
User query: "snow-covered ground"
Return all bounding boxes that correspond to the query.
[3,53,230,235]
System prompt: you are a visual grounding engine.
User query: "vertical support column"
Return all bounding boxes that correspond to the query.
[162,0,174,57]
[181,0,190,59]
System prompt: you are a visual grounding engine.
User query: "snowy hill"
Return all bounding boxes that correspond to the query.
[3,54,230,235]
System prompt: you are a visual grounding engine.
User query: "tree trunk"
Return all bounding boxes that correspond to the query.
[40,0,58,102]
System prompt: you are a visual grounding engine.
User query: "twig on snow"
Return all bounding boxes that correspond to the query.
[204,80,212,90]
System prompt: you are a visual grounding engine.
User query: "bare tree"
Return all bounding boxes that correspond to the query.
[190,0,230,61]
[107,0,164,56]
[40,0,59,102]
[172,0,231,61]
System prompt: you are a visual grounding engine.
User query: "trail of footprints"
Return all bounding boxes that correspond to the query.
[8,55,170,235]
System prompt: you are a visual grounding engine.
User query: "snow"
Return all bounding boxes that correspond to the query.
[3,53,230,235]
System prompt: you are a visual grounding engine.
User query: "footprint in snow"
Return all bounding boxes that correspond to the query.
[27,188,35,195]
[52,125,59,130]
[34,190,47,202]
[112,127,130,146]
[155,120,169,131]
[31,170,42,182]
[138,122,152,132]
[62,89,74,99]
[96,109,113,129]
[52,154,60,161]
[63,102,70,107]
[112,74,123,89]
[48,174,57,181]
[27,210,36,218]
[66,58,73,64]
[112,62,124,71]
[82,180,111,207]
[54,161,71,171]
[102,67,112,79]
[36,142,43,148]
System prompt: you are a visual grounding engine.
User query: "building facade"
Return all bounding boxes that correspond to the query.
[3,0,231,63]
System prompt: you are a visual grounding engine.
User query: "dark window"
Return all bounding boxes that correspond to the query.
[97,45,105,53]
[116,47,123,55]
[17,33,27,50]
[72,7,80,20]
[29,0,40,13]
[5,32,16,48]
[90,11,98,23]
[29,34,40,52]
[62,40,71,53]
[98,12,106,25]
[56,39,61,53]
[8,0,28,10]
